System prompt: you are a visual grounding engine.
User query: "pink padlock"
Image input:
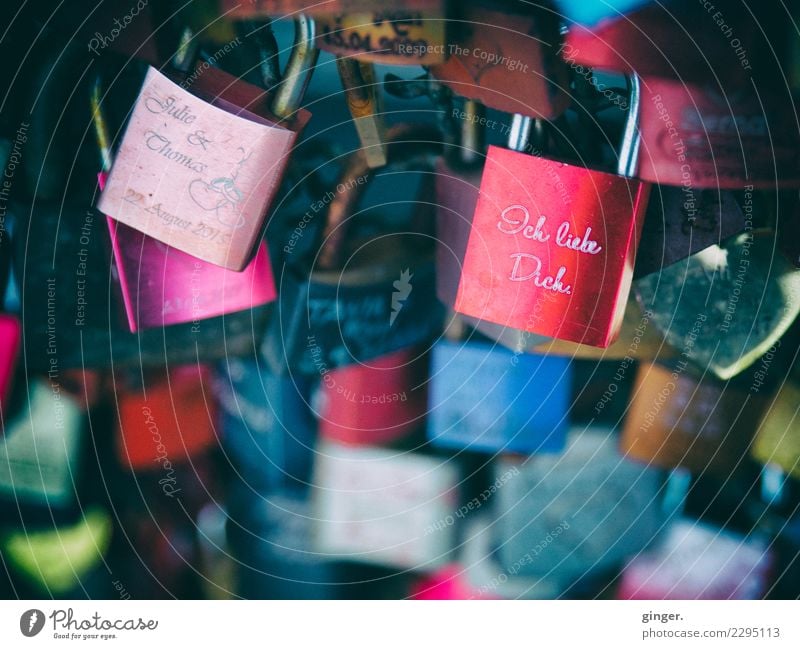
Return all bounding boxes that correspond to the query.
[95,109,277,331]
[96,19,316,270]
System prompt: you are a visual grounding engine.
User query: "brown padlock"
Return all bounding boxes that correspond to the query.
[621,362,768,480]
[430,0,570,119]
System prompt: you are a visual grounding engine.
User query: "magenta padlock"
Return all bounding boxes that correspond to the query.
[99,174,276,332]
[96,17,317,270]
[638,77,800,189]
[0,314,21,416]
[455,79,650,347]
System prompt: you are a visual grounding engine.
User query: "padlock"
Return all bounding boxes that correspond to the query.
[621,362,769,480]
[553,0,654,26]
[455,76,650,347]
[315,5,448,66]
[494,427,665,585]
[263,123,442,375]
[107,218,276,332]
[90,78,278,332]
[618,518,773,599]
[427,328,571,455]
[312,346,428,447]
[0,314,20,415]
[752,377,800,482]
[429,1,570,120]
[0,380,83,507]
[562,2,781,88]
[215,356,316,493]
[635,230,800,380]
[637,77,800,189]
[96,17,317,270]
[633,185,751,279]
[115,364,217,472]
[312,439,459,570]
[0,506,113,597]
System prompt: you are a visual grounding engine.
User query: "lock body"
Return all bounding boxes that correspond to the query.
[0,314,21,413]
[563,2,777,88]
[116,365,217,470]
[312,440,459,570]
[638,78,800,189]
[0,381,83,507]
[107,219,276,332]
[98,66,310,270]
[621,363,767,479]
[494,429,664,583]
[618,519,773,599]
[430,3,570,119]
[428,339,570,455]
[752,382,800,480]
[455,146,650,347]
[314,346,427,447]
[635,231,800,380]
[316,8,447,66]
[1,507,113,597]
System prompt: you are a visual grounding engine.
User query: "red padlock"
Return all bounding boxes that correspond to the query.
[116,364,218,471]
[313,346,428,447]
[562,2,781,89]
[429,1,570,119]
[455,78,650,347]
[638,77,800,189]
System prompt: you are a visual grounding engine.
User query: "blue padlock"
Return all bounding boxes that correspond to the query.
[427,336,571,455]
[553,0,655,25]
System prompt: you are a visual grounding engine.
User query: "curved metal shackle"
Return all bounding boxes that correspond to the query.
[271,15,320,120]
[317,123,443,271]
[90,78,114,174]
[617,73,641,178]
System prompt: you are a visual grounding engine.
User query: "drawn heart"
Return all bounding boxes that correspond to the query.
[189,178,228,212]
[635,230,800,380]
